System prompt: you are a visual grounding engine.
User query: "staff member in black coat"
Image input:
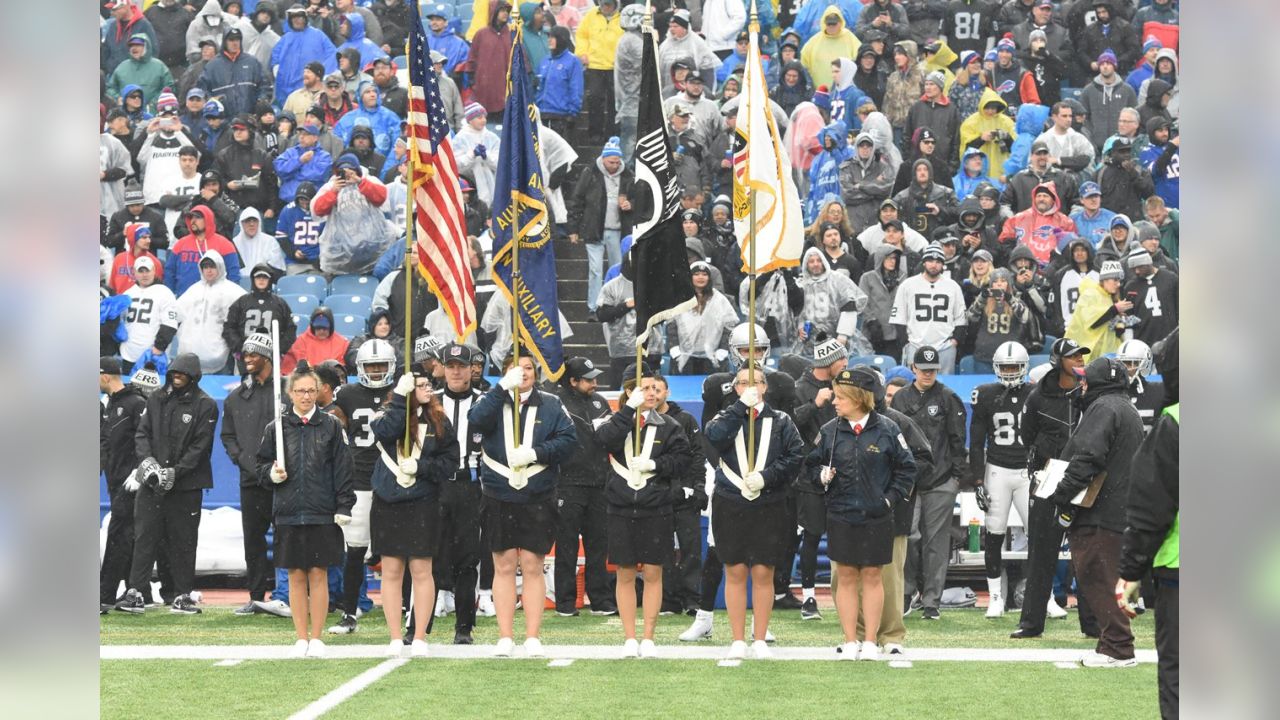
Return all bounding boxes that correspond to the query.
[704,364,805,661]
[99,358,151,613]
[596,365,694,658]
[220,332,282,615]
[1049,356,1144,668]
[114,353,219,617]
[655,376,708,615]
[257,367,356,658]
[370,372,460,658]
[810,368,916,662]
[550,357,617,617]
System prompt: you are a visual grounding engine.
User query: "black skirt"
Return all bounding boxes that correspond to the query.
[481,495,558,555]
[607,513,673,566]
[370,494,440,559]
[796,491,827,535]
[274,523,345,569]
[826,514,894,567]
[711,496,790,568]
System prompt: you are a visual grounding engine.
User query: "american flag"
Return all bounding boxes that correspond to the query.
[407,1,475,340]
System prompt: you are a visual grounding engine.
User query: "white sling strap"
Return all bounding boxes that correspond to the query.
[608,419,658,490]
[378,423,428,487]
[719,413,772,501]
[481,402,546,490]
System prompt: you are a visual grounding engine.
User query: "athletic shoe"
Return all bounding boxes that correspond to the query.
[622,638,640,658]
[884,643,905,655]
[289,639,309,658]
[921,607,940,621]
[903,595,914,618]
[493,637,515,657]
[859,641,880,661]
[590,603,618,616]
[800,597,822,620]
[523,637,545,657]
[659,601,682,616]
[100,603,113,616]
[115,589,145,614]
[1046,596,1069,619]
[639,639,657,659]
[750,620,777,643]
[453,629,473,645]
[443,591,455,614]
[411,639,430,658]
[170,594,202,615]
[680,610,714,641]
[1080,652,1138,668]
[254,599,292,618]
[556,606,580,617]
[434,591,450,617]
[774,593,803,610]
[685,607,698,617]
[750,640,772,659]
[838,642,859,661]
[306,639,326,658]
[907,591,923,612]
[985,592,1005,619]
[386,640,405,658]
[233,601,259,616]
[725,640,748,660]
[477,594,496,617]
[328,614,358,634]
[1009,627,1042,639]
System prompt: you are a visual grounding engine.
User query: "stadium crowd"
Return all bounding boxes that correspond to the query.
[99,0,1178,710]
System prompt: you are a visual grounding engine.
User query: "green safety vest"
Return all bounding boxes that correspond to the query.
[1152,404,1179,569]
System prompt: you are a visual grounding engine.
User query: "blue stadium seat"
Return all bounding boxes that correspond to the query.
[237,275,253,291]
[848,354,897,370]
[957,355,979,374]
[326,294,372,317]
[329,274,377,297]
[283,293,321,317]
[276,274,327,296]
[334,314,365,339]
[1028,354,1051,368]
[457,6,474,26]
[293,313,308,330]
[1042,335,1059,349]
[392,55,408,70]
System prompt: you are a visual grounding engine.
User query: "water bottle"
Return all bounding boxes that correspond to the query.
[967,518,981,553]
[1056,506,1074,528]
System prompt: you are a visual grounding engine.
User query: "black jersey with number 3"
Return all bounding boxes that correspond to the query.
[335,382,388,491]
[1127,377,1165,434]
[968,381,1031,472]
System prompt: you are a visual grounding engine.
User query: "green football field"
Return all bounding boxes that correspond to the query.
[100,608,1162,719]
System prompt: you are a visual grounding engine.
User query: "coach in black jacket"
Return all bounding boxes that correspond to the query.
[125,353,219,613]
[1051,357,1144,666]
[100,358,150,609]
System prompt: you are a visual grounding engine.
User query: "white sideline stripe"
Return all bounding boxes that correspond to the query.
[101,645,1158,663]
[888,660,913,669]
[717,660,741,667]
[548,659,574,667]
[213,659,242,667]
[287,658,407,720]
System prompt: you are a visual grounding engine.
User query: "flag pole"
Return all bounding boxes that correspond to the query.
[508,26,522,444]
[402,38,415,457]
[745,3,760,474]
[634,1,657,460]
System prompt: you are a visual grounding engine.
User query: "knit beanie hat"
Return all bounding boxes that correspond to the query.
[601,137,623,159]
[812,85,831,112]
[463,102,486,122]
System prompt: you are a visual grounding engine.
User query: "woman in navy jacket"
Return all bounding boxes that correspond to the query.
[808,367,915,662]
[369,372,460,658]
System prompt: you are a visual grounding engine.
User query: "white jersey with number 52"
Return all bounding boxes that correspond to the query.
[889,274,967,348]
[121,283,179,363]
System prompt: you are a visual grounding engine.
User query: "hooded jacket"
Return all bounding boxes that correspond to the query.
[998,181,1076,266]
[612,5,646,119]
[830,57,870,128]
[839,137,896,233]
[428,18,470,75]
[1077,11,1140,78]
[1002,157,1076,215]
[223,262,296,356]
[102,382,149,492]
[103,5,159,72]
[770,60,814,117]
[337,12,388,67]
[892,158,959,239]
[800,6,861,89]
[1065,275,1124,358]
[1001,103,1049,179]
[368,395,461,504]
[185,0,233,60]
[952,148,998,201]
[1138,48,1179,117]
[1080,72,1139,153]
[135,352,219,493]
[282,306,350,374]
[332,81,402,156]
[1051,359,1144,533]
[569,160,634,243]
[342,308,404,372]
[175,249,247,372]
[270,11,338,103]
[807,412,915,524]
[468,3,520,114]
[576,3,624,71]
[1140,118,1179,209]
[109,223,165,295]
[797,247,870,351]
[165,205,243,295]
[537,26,584,117]
[107,37,175,109]
[1097,138,1156,220]
[858,244,908,343]
[467,383,578,503]
[596,405,694,517]
[1047,237,1098,334]
[518,2,551,76]
[883,40,924,129]
[806,121,852,222]
[959,88,1016,178]
[215,125,277,212]
[905,90,961,172]
[257,402,356,525]
[199,35,272,119]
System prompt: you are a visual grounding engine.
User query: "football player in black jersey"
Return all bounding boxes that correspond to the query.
[1117,339,1165,433]
[328,339,396,635]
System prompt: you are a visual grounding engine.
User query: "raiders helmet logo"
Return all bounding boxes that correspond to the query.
[117,407,123,417]
[721,382,734,395]
[181,413,192,424]
[922,349,937,362]
[926,405,939,417]
[592,400,602,409]
[583,359,595,370]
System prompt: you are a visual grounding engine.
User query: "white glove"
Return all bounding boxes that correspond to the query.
[393,373,416,397]
[682,487,695,499]
[669,345,682,359]
[398,457,418,476]
[714,348,729,363]
[626,389,646,409]
[334,514,352,526]
[508,446,538,468]
[739,386,761,409]
[499,367,523,391]
[628,458,656,473]
[820,466,836,488]
[122,470,141,493]
[396,472,417,488]
[744,471,765,493]
[270,463,287,484]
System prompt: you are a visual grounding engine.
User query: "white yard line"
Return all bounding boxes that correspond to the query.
[101,644,1157,663]
[213,659,243,667]
[286,658,407,720]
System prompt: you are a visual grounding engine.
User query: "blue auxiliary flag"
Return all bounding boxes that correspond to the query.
[490,26,565,381]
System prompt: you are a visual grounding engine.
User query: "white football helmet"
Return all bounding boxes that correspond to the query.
[356,338,396,388]
[991,341,1029,387]
[728,323,770,369]
[1116,339,1153,379]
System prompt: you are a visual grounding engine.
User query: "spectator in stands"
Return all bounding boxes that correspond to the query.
[311,154,394,275]
[998,182,1075,267]
[453,104,501,207]
[272,5,339,105]
[1097,137,1154,221]
[890,243,967,371]
[905,74,959,176]
[1143,195,1178,261]
[284,306,351,373]
[166,204,243,294]
[181,89,210,137]
[106,184,170,254]
[180,40,220,100]
[1080,52,1138,153]
[1035,101,1095,173]
[840,131,895,234]
[573,0,623,144]
[1126,36,1162,95]
[1018,28,1068,107]
[1141,117,1178,210]
[965,269,1032,368]
[344,308,404,372]
[859,244,907,358]
[187,0,235,63]
[858,200,928,257]
[337,12,389,66]
[109,224,164,295]
[1002,141,1077,214]
[197,100,232,163]
[1138,48,1179,118]
[234,207,287,272]
[892,158,958,241]
[237,3,282,70]
[952,148,998,202]
[316,72,356,127]
[1123,250,1178,345]
[216,116,277,213]
[519,3,551,83]
[274,123,333,204]
[1065,259,1129,358]
[103,1,158,73]
[958,90,1015,184]
[275,180,323,274]
[284,61,328,118]
[990,37,1039,113]
[669,262,739,374]
[468,2,518,121]
[659,9,720,92]
[797,248,871,356]
[146,0,194,72]
[424,5,470,77]
[1046,237,1097,337]
[536,27,583,139]
[119,85,154,125]
[108,37,175,112]
[1069,181,1116,248]
[881,41,922,142]
[343,125,385,179]
[1076,2,1139,82]
[177,170,242,240]
[1134,0,1178,28]
[367,57,406,119]
[570,138,633,317]
[152,145,203,239]
[176,251,248,373]
[199,28,272,119]
[224,264,298,364]
[333,82,400,155]
[612,4,645,160]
